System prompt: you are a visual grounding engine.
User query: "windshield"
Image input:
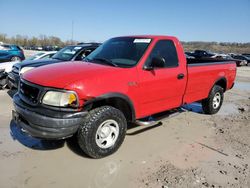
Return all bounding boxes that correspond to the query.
[52,46,82,61]
[26,53,45,60]
[86,37,151,67]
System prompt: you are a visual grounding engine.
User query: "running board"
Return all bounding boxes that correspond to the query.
[135,108,183,126]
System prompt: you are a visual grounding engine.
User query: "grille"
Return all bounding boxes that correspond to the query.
[20,81,40,104]
[12,66,19,74]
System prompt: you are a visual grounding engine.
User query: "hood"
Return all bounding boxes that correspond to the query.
[23,61,119,88]
[15,58,61,69]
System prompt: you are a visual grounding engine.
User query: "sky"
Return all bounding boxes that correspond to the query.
[0,0,249,43]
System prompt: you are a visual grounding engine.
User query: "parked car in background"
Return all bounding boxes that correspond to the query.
[43,45,61,51]
[185,51,195,57]
[0,51,57,89]
[0,44,25,62]
[185,52,195,59]
[24,46,36,50]
[242,54,250,59]
[211,54,247,67]
[191,50,215,58]
[211,53,230,59]
[8,43,100,88]
[231,54,250,66]
[25,51,57,61]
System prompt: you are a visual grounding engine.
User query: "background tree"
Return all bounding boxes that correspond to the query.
[0,33,249,54]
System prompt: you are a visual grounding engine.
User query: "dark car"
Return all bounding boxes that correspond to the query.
[43,45,61,51]
[8,43,100,88]
[0,44,25,62]
[191,50,215,58]
[231,54,250,66]
[242,53,250,58]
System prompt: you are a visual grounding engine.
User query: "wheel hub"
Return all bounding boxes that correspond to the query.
[212,92,221,109]
[96,119,119,149]
[100,126,111,138]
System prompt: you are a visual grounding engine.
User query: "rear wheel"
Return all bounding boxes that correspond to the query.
[11,56,21,62]
[77,106,127,158]
[202,85,224,114]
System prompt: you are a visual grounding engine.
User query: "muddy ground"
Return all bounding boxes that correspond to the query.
[0,67,249,188]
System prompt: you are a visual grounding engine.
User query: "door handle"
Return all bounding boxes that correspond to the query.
[177,73,185,80]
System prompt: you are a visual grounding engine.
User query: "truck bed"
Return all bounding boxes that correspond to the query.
[183,58,236,104]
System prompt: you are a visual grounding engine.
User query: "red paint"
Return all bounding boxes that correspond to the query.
[23,35,236,119]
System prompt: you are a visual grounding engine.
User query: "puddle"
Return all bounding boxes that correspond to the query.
[217,103,239,116]
[182,102,239,116]
[182,102,203,113]
[9,120,65,150]
[234,82,250,92]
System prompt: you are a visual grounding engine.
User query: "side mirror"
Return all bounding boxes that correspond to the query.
[144,57,165,70]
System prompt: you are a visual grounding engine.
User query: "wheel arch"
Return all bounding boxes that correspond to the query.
[10,55,22,61]
[213,77,227,92]
[83,92,136,122]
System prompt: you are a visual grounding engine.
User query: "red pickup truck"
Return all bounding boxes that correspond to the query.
[13,35,236,158]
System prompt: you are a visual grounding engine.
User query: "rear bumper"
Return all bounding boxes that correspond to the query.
[7,72,19,88]
[13,94,88,139]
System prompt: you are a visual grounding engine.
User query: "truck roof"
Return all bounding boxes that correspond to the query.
[117,35,178,40]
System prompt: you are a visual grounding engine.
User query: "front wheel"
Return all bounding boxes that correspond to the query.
[202,85,224,114]
[77,106,127,158]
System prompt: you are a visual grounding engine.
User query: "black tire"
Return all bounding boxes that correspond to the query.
[202,85,224,114]
[11,56,21,62]
[77,106,127,158]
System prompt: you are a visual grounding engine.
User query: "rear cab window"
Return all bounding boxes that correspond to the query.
[145,40,179,68]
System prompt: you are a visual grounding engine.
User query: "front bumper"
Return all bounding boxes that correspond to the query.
[8,72,19,88]
[13,94,88,139]
[0,70,7,87]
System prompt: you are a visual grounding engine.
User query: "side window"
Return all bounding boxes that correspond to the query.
[146,40,179,68]
[0,45,11,50]
[41,54,51,59]
[75,48,95,60]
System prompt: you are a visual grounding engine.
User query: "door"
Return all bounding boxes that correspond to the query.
[137,40,187,118]
[0,45,11,58]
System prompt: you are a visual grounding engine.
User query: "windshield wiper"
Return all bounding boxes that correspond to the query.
[84,57,90,62]
[92,58,118,67]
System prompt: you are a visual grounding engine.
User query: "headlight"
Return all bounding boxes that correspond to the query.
[42,91,78,108]
[20,67,34,75]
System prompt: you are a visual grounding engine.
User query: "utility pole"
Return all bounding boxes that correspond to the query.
[71,20,74,44]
